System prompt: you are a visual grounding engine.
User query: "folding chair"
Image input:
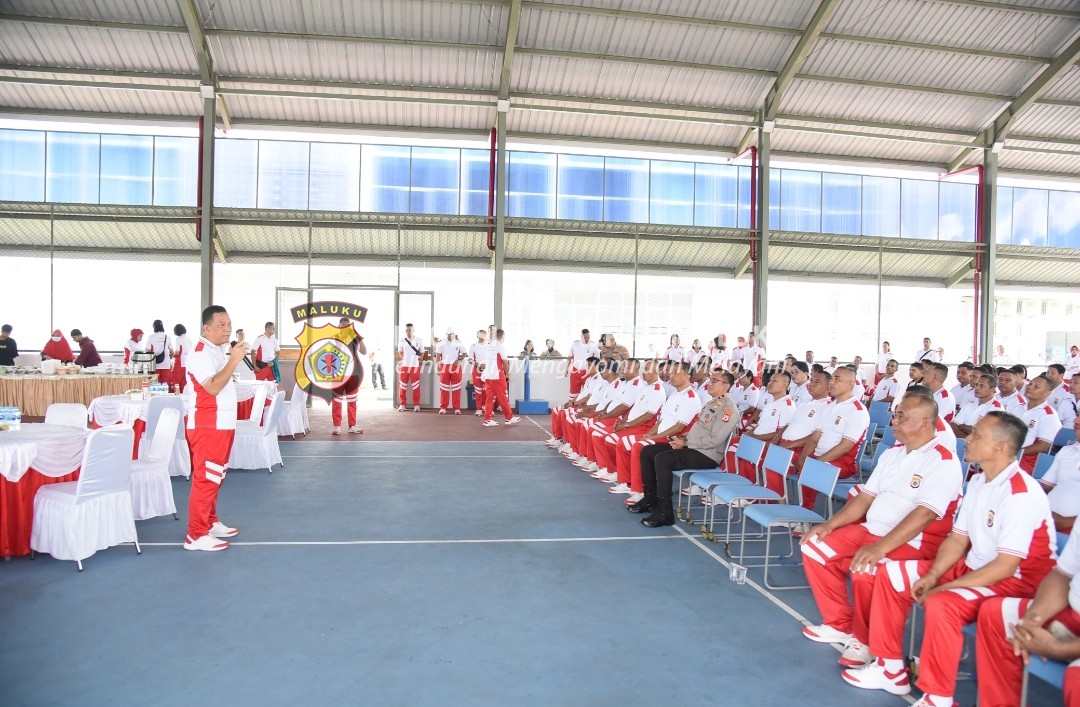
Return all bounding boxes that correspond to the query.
[868,401,891,436]
[828,432,874,517]
[858,423,880,476]
[672,428,735,520]
[681,435,765,531]
[1052,427,1076,453]
[706,444,795,552]
[736,458,840,590]
[1033,452,1054,481]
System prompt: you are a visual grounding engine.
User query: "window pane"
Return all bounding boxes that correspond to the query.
[737,166,753,229]
[153,136,198,206]
[996,186,1014,244]
[1011,188,1049,246]
[309,142,360,211]
[900,179,937,240]
[99,134,153,205]
[1048,190,1080,248]
[410,147,459,215]
[460,148,490,216]
[360,145,410,212]
[649,160,694,225]
[939,181,975,242]
[46,132,99,203]
[0,129,45,201]
[557,154,603,220]
[694,163,738,227]
[606,157,650,223]
[768,168,781,230]
[822,172,861,235]
[779,169,821,233]
[862,176,900,237]
[508,151,556,218]
[214,139,258,208]
[258,140,309,210]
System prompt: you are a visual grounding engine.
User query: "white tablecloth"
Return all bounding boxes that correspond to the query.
[0,423,87,482]
[235,381,275,403]
[87,394,145,426]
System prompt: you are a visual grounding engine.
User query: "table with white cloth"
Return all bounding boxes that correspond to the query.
[88,394,192,477]
[0,423,88,557]
[0,374,152,417]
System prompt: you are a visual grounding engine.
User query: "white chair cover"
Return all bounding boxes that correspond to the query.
[44,403,89,430]
[247,384,269,425]
[31,426,139,566]
[277,385,309,438]
[229,391,285,472]
[130,408,179,521]
[139,396,191,478]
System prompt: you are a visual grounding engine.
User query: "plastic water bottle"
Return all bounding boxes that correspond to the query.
[141,379,150,400]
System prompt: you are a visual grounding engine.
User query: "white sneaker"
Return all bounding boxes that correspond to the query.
[184,534,228,551]
[581,462,599,473]
[545,437,560,448]
[589,469,607,479]
[681,486,702,497]
[802,623,852,644]
[625,492,644,504]
[398,405,406,412]
[483,420,499,427]
[841,659,911,696]
[608,483,632,495]
[209,521,238,538]
[474,410,483,417]
[331,427,341,435]
[559,443,572,454]
[439,408,447,415]
[505,416,520,425]
[454,410,462,415]
[348,425,362,434]
[599,470,617,482]
[413,405,421,412]
[838,639,872,668]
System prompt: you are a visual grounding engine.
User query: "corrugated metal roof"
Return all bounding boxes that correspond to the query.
[226,93,493,130]
[3,0,186,25]
[0,81,202,116]
[508,109,745,146]
[1040,65,1080,100]
[771,130,963,165]
[0,22,197,74]
[1010,103,1080,139]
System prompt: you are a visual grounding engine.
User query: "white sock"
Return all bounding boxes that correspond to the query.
[881,658,905,673]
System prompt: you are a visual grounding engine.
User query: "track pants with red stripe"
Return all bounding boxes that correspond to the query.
[723,434,761,482]
[594,423,652,477]
[976,598,1080,707]
[571,416,601,458]
[569,368,587,398]
[186,428,235,540]
[438,363,463,410]
[483,377,512,422]
[800,456,858,510]
[332,393,356,428]
[471,369,485,412]
[399,365,420,407]
[868,558,1044,698]
[620,436,671,493]
[801,524,926,645]
[581,419,616,463]
[550,408,575,440]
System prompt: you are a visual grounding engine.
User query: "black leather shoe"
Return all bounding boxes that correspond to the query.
[627,500,656,514]
[641,513,674,527]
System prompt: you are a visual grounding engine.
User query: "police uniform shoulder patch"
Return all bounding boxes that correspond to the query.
[987,510,995,527]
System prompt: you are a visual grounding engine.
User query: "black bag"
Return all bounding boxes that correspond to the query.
[154,336,168,365]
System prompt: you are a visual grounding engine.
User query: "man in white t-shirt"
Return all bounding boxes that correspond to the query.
[469,329,488,417]
[1039,414,1080,534]
[593,360,666,482]
[1066,344,1080,380]
[724,370,794,482]
[796,367,870,510]
[949,362,974,413]
[147,320,172,383]
[184,305,247,552]
[565,329,600,402]
[951,372,1004,439]
[824,356,840,375]
[397,323,424,412]
[1060,373,1080,426]
[743,332,766,385]
[1046,363,1070,410]
[997,369,1027,417]
[1018,375,1062,474]
[801,394,963,669]
[920,363,955,424]
[875,342,892,385]
[252,322,280,383]
[436,328,468,415]
[872,360,901,405]
[915,337,939,364]
[481,327,519,427]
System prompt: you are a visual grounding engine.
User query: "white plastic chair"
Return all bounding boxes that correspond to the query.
[140,396,190,478]
[30,426,140,571]
[229,391,285,473]
[45,403,89,430]
[277,384,309,438]
[245,384,269,426]
[130,408,180,521]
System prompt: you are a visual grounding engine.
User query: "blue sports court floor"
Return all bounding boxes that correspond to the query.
[0,432,1060,706]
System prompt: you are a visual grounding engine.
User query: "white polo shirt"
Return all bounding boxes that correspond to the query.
[253,333,279,365]
[754,394,796,436]
[951,384,975,411]
[861,437,964,549]
[1049,383,1070,410]
[399,336,424,367]
[480,340,507,381]
[790,381,811,408]
[575,372,604,403]
[1060,396,1079,426]
[615,376,643,410]
[954,463,1056,575]
[1042,443,1080,519]
[742,345,765,374]
[876,353,891,374]
[147,331,171,371]
[665,345,685,362]
[1066,354,1080,379]
[873,376,901,402]
[734,384,759,414]
[568,339,599,371]
[956,397,1005,427]
[175,333,193,367]
[915,348,939,363]
[626,380,666,420]
[781,397,830,442]
[932,387,955,423]
[934,416,957,453]
[588,379,620,412]
[1021,403,1062,449]
[436,339,466,365]
[1052,522,1080,612]
[469,342,486,366]
[1000,391,1027,417]
[656,386,700,431]
[813,396,870,457]
[186,337,237,431]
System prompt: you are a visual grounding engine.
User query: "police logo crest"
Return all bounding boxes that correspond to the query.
[909,474,922,489]
[987,510,995,528]
[834,415,842,425]
[293,319,364,403]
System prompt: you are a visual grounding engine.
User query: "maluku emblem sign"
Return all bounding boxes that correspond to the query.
[290,301,367,402]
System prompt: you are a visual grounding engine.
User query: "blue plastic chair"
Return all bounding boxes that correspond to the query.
[1053,427,1076,451]
[869,401,892,434]
[1034,452,1055,481]
[709,445,795,548]
[737,458,840,590]
[858,423,880,476]
[673,428,735,519]
[829,432,874,517]
[680,435,764,528]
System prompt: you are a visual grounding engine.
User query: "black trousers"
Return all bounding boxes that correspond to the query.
[641,447,719,508]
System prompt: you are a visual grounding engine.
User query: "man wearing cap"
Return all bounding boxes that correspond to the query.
[436,328,468,415]
[70,329,102,368]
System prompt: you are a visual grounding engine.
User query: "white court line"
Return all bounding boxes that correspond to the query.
[137,535,684,547]
[672,524,917,705]
[525,415,550,435]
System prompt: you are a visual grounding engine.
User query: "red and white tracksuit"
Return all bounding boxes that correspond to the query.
[482,340,513,422]
[865,464,1056,699]
[802,438,963,644]
[621,386,699,492]
[566,338,599,399]
[469,342,486,412]
[185,337,238,541]
[801,396,869,510]
[437,339,466,410]
[332,392,356,428]
[253,336,276,382]
[398,335,423,407]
